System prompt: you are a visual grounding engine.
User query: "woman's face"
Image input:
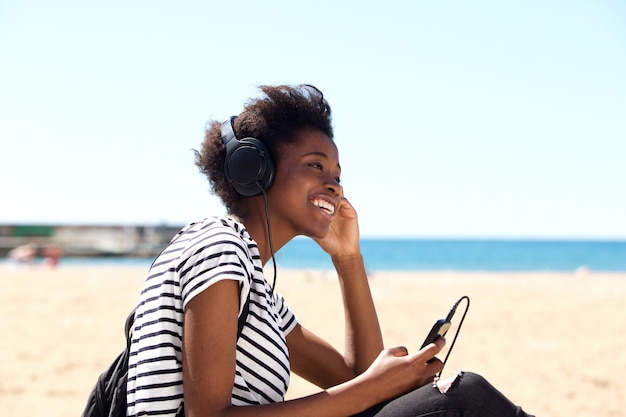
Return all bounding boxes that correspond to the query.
[268,128,342,240]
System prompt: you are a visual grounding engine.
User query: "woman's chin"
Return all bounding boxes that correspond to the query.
[302,227,330,241]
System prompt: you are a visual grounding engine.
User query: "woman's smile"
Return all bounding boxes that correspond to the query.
[311,197,336,216]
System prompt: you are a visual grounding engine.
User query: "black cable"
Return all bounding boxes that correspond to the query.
[257,181,277,293]
[436,295,470,381]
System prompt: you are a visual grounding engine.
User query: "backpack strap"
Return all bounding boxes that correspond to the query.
[124,308,135,349]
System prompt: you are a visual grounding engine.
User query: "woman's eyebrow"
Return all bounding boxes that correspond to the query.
[303,151,328,159]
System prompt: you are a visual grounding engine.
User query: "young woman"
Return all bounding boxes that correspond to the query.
[126,84,533,417]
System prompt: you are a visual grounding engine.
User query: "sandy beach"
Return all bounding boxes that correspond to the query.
[1,264,624,417]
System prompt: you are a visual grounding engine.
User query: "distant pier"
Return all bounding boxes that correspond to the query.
[0,224,183,258]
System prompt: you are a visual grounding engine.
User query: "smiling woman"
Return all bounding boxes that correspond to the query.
[121,84,534,417]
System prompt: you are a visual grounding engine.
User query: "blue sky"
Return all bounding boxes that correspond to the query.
[1,0,625,238]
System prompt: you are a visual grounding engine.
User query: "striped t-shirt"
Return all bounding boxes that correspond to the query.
[126,216,298,416]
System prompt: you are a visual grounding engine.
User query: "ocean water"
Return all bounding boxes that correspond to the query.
[274,238,626,272]
[42,238,626,272]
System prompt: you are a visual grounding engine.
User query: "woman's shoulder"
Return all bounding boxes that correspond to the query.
[179,215,251,242]
[173,216,258,266]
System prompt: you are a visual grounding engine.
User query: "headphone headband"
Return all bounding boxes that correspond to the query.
[220,116,238,147]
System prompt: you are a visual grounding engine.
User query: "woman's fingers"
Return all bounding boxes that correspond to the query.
[387,346,409,357]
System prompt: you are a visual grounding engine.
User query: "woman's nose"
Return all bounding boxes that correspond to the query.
[325,177,343,197]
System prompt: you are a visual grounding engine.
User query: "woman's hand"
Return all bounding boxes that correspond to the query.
[314,196,360,258]
[353,338,446,403]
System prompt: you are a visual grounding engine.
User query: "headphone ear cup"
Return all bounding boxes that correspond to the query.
[224,137,275,197]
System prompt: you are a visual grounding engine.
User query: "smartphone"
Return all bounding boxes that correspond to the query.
[420,318,451,349]
[418,297,468,375]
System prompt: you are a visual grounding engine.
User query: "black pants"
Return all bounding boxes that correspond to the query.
[354,372,534,417]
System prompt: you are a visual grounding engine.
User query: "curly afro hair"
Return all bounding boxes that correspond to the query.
[195,84,333,212]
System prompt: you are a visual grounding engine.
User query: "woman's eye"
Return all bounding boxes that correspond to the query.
[310,162,323,170]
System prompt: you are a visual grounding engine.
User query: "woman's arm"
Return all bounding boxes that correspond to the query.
[182,279,242,416]
[333,252,384,373]
[314,197,384,372]
[287,257,384,384]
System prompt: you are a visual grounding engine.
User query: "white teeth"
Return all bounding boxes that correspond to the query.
[313,199,335,215]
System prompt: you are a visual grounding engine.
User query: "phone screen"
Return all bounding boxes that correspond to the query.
[420,318,451,349]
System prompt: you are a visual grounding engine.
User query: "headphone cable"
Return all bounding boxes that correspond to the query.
[258,181,277,293]
[436,295,470,382]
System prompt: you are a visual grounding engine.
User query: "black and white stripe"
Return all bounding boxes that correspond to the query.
[126,216,297,416]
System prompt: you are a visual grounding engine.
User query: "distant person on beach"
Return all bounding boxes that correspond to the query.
[7,243,37,265]
[126,85,534,416]
[43,244,62,268]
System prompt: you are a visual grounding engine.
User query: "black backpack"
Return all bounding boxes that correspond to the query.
[81,298,249,417]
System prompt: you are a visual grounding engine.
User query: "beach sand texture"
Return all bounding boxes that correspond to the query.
[1,265,624,417]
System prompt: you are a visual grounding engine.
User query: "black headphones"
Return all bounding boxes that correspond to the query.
[221,116,275,197]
